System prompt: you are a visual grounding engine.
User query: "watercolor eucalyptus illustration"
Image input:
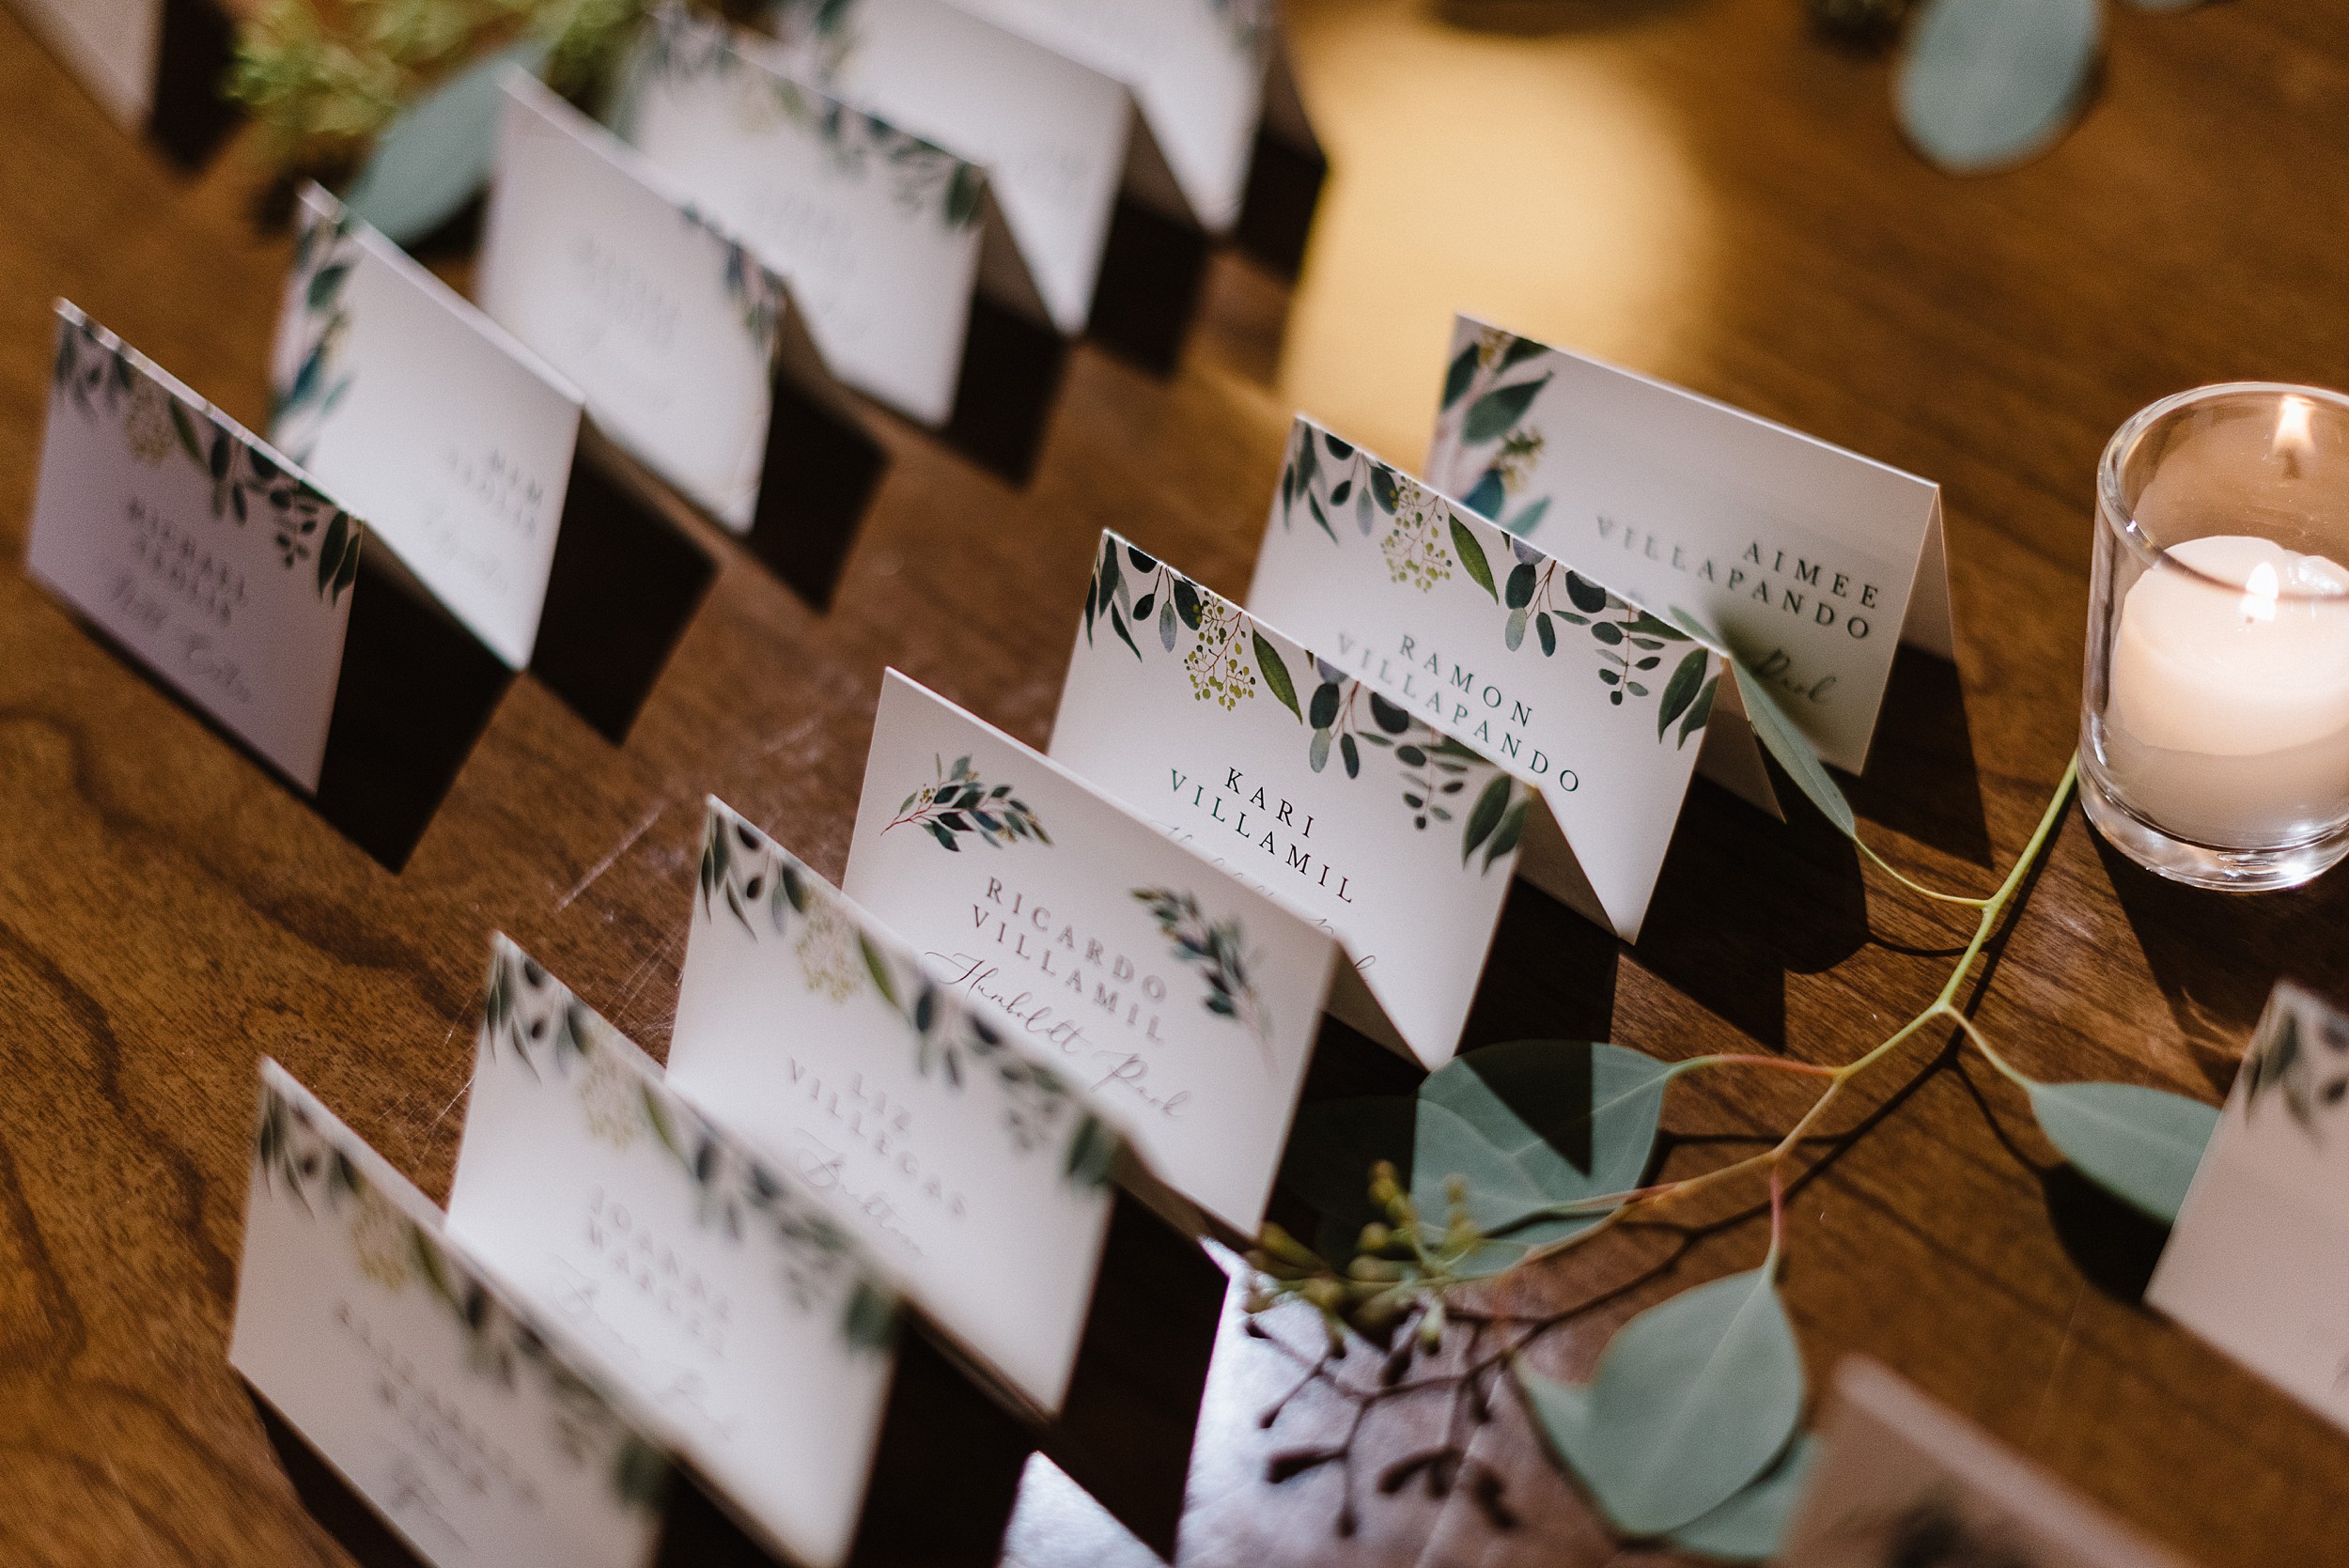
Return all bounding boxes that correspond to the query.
[482,940,899,1348]
[272,197,361,464]
[2240,990,2349,1142]
[635,5,985,230]
[1428,324,1552,538]
[699,809,1115,1188]
[768,0,861,80]
[1132,886,1269,1052]
[54,308,360,605]
[882,753,1050,852]
[1086,535,1526,874]
[253,1081,672,1513]
[684,206,786,358]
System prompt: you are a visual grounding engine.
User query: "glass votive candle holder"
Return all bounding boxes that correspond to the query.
[2080,382,2349,892]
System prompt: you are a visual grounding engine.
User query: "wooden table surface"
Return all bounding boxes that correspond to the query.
[3,1,2347,1564]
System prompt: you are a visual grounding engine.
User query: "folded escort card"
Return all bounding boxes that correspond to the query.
[668,797,1119,1418]
[1422,318,1952,787]
[843,670,1337,1235]
[2149,981,2349,1438]
[231,1060,670,1568]
[8,0,237,167]
[1249,417,1733,942]
[272,185,711,743]
[948,0,1327,273]
[478,71,885,608]
[26,302,508,868]
[613,4,1064,481]
[1050,531,1533,1067]
[445,936,898,1568]
[761,0,1209,371]
[1777,1358,2193,1567]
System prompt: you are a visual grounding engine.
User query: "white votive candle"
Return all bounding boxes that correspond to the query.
[2106,535,2349,847]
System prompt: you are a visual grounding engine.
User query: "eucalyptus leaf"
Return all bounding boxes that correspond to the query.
[1527,1266,1805,1536]
[1730,661,1855,836]
[1253,632,1302,721]
[1664,1435,1817,1561]
[1895,0,2100,176]
[1441,344,1477,409]
[343,39,552,244]
[1451,515,1498,601]
[2027,1079,2217,1224]
[1463,376,1548,443]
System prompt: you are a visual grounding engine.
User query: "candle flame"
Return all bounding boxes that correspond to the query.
[2273,396,2316,463]
[2242,559,2281,624]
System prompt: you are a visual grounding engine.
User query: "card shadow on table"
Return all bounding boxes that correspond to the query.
[1843,645,1994,872]
[2092,830,2349,1099]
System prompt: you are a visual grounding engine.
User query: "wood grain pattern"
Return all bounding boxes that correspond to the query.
[1,1,2345,1565]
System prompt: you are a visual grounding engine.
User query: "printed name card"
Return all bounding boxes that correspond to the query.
[844,670,1336,1235]
[762,0,1206,368]
[1249,417,1727,941]
[26,302,507,869]
[1050,531,1530,1066]
[2150,981,2349,1437]
[231,1060,669,1568]
[1778,1358,2193,1567]
[668,798,1119,1417]
[616,5,1062,478]
[445,937,897,1568]
[10,0,237,167]
[1422,317,1952,778]
[478,71,883,608]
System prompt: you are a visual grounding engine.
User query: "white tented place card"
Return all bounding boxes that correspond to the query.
[230,1060,669,1568]
[1776,1358,2194,1568]
[615,2,1060,475]
[2149,980,2349,1436]
[478,70,883,605]
[668,797,1119,1418]
[1050,532,1532,1067]
[25,301,510,870]
[445,937,898,1568]
[6,0,236,167]
[1248,416,1730,941]
[844,670,1336,1235]
[1422,317,1952,780]
[273,183,583,672]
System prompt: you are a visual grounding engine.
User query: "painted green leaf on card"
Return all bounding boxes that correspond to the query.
[1253,631,1302,721]
[1441,343,1478,409]
[2027,1079,2217,1224]
[1463,375,1548,442]
[1451,515,1498,601]
[1522,1265,1805,1536]
[1657,648,1710,741]
[343,38,552,244]
[1732,661,1855,835]
[1895,0,2100,176]
[1663,1434,1817,1560]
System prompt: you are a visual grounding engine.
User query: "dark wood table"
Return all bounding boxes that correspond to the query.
[3,0,2346,1563]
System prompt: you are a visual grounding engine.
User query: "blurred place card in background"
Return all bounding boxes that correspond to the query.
[1050,531,1530,1069]
[950,0,1326,273]
[1249,416,1730,941]
[477,71,883,612]
[1423,317,1952,789]
[26,303,508,869]
[668,798,1120,1419]
[272,184,711,743]
[1779,1358,2195,1567]
[761,0,1209,371]
[616,4,1063,482]
[4,0,237,168]
[445,937,899,1568]
[845,670,1337,1237]
[2151,980,2349,1438]
[230,1060,670,1568]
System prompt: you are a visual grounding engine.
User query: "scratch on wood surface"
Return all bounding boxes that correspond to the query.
[555,803,667,913]
[2026,1286,2085,1453]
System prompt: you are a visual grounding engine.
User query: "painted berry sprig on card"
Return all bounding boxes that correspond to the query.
[884,754,1049,852]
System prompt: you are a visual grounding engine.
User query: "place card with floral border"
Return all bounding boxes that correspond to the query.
[1250,415,1739,942]
[478,71,884,613]
[615,4,1063,482]
[948,0,1326,275]
[230,1058,671,1568]
[669,796,1122,1419]
[26,301,509,870]
[445,936,902,1568]
[9,0,237,169]
[1050,530,1531,1069]
[1774,1358,2194,1568]
[1423,317,1952,786]
[2149,980,2349,1438]
[761,0,1209,372]
[844,669,1337,1237]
